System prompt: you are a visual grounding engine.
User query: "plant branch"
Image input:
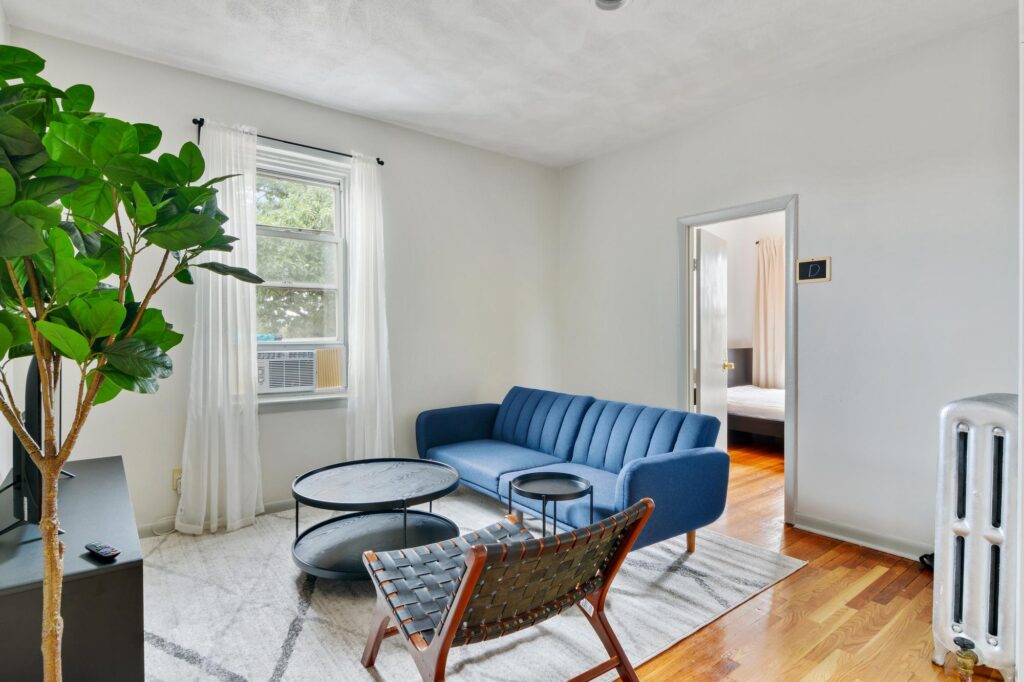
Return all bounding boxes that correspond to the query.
[123,250,169,338]
[5,259,56,460]
[112,188,128,305]
[0,365,19,418]
[0,393,44,468]
[21,258,58,459]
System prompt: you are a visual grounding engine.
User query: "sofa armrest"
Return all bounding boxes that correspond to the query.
[415,403,501,457]
[615,447,730,548]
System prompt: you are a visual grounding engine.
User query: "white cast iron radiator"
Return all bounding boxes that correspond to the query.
[933,393,1018,681]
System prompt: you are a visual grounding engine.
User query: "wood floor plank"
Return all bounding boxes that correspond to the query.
[634,442,1003,681]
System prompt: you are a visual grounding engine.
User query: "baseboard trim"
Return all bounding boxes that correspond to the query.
[138,499,296,538]
[263,499,295,514]
[792,512,932,562]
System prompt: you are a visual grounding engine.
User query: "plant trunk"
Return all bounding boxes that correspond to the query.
[40,463,63,682]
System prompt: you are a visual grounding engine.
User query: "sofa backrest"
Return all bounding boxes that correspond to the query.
[493,387,594,460]
[570,400,720,473]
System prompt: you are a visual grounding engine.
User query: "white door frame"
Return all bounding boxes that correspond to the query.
[678,195,799,523]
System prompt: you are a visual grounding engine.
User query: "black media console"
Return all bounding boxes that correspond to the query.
[0,456,143,681]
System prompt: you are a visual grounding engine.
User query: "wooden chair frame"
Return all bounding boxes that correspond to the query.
[362,499,654,682]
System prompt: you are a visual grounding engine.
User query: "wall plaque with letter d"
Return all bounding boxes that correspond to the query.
[797,256,831,283]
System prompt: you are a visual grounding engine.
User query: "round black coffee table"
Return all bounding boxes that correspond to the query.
[508,472,593,536]
[292,458,460,580]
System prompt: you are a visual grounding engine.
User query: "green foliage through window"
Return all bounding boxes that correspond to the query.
[254,170,341,342]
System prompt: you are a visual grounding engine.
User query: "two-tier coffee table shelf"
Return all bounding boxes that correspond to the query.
[291,458,460,580]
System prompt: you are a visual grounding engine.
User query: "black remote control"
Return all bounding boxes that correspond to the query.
[85,542,120,561]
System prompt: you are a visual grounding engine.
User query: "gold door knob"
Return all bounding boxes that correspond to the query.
[723,362,735,370]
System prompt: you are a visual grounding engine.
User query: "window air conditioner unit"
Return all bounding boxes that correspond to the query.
[257,350,317,394]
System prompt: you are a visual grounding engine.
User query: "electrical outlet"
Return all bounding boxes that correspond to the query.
[172,468,183,494]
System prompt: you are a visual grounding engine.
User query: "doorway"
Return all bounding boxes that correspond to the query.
[678,196,798,522]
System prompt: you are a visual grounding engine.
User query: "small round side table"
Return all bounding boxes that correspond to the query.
[508,472,593,536]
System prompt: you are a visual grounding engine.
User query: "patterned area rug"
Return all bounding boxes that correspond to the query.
[142,489,805,681]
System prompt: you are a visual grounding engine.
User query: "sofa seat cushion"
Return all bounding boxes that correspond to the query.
[498,463,619,531]
[425,440,562,494]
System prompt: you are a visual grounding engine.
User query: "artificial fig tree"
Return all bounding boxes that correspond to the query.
[0,45,262,681]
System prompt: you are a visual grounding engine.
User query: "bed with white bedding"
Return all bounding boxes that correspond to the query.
[727,384,785,421]
[726,348,785,440]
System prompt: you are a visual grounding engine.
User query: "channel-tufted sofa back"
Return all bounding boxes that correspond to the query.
[492,387,594,460]
[570,400,720,473]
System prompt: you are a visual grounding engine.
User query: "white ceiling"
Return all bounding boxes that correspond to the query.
[4,0,1014,167]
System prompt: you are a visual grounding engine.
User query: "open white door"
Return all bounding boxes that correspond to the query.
[696,230,728,449]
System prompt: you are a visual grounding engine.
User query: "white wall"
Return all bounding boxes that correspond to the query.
[704,212,786,349]
[555,15,1019,558]
[9,29,560,530]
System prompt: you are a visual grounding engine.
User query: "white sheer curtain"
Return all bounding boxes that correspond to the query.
[753,237,785,389]
[176,122,263,534]
[345,155,395,459]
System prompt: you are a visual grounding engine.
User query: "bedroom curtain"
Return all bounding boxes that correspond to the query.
[345,155,396,459]
[176,122,264,534]
[753,237,785,389]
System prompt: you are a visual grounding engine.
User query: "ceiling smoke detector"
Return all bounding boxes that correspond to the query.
[595,0,632,10]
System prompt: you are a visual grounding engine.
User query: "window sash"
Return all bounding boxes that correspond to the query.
[255,170,341,236]
[254,154,348,349]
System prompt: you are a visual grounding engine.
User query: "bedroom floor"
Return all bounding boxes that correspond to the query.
[636,441,1003,681]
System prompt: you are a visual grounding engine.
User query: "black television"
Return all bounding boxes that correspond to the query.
[5,358,43,529]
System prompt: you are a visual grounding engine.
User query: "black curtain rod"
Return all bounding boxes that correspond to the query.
[191,118,384,166]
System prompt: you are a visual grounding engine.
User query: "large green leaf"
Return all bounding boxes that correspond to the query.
[12,200,60,230]
[0,208,45,257]
[97,365,158,394]
[22,175,80,204]
[0,258,26,301]
[0,323,14,358]
[69,297,126,339]
[104,153,166,188]
[173,267,193,285]
[0,310,31,346]
[129,182,156,225]
[131,307,167,342]
[198,231,238,253]
[134,124,161,154]
[178,141,204,183]
[144,212,219,250]
[36,320,90,362]
[70,179,114,228]
[42,120,94,168]
[6,100,43,128]
[125,307,183,352]
[196,261,264,284]
[103,337,172,379]
[61,84,94,113]
[91,119,139,169]
[12,149,49,176]
[0,168,14,206]
[158,152,189,185]
[0,46,45,79]
[50,229,98,304]
[0,111,44,157]
[86,369,121,405]
[158,328,183,352]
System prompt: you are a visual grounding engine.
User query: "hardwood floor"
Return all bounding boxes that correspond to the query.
[636,441,1003,681]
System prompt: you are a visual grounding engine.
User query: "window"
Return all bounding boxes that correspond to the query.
[255,143,347,397]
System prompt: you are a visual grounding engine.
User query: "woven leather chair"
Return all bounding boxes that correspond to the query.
[362,498,654,682]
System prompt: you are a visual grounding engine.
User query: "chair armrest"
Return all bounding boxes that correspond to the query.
[415,403,500,457]
[615,447,730,548]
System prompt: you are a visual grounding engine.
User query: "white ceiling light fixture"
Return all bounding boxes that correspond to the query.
[595,0,632,10]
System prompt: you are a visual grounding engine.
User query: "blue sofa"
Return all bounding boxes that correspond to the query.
[417,386,729,550]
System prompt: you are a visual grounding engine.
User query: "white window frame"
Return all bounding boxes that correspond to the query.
[255,141,349,403]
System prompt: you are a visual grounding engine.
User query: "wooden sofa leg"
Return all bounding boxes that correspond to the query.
[687,530,696,553]
[362,598,393,668]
